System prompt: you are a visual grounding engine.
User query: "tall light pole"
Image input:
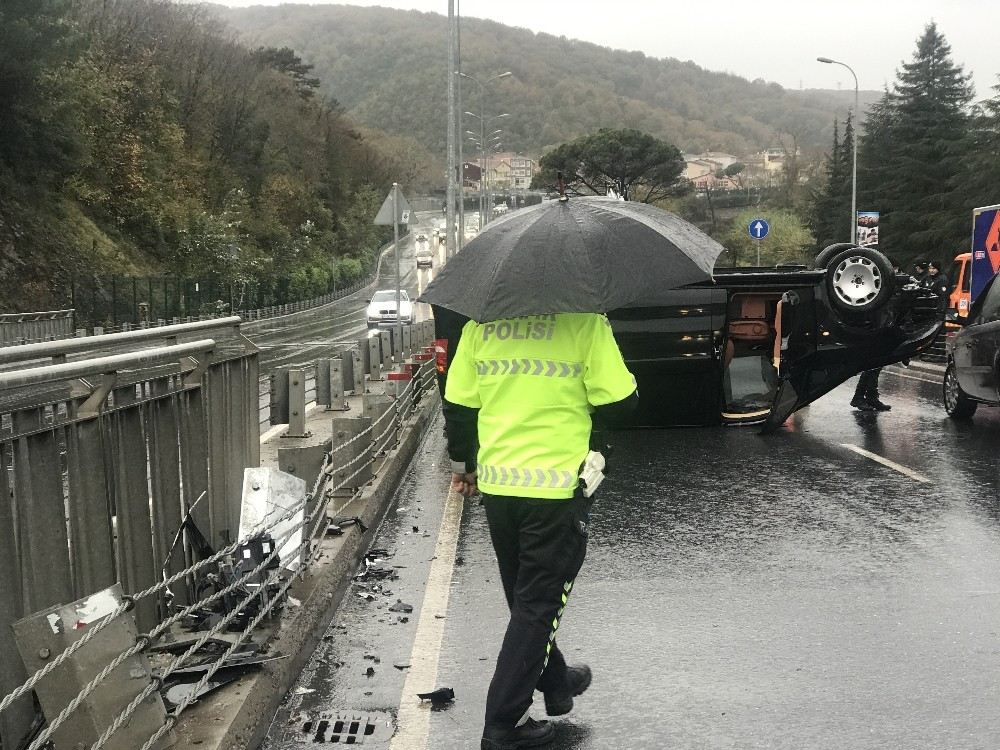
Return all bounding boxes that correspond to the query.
[460,71,511,227]
[817,56,859,244]
[455,0,464,252]
[485,132,503,222]
[445,1,457,260]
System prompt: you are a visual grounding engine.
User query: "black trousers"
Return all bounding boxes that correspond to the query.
[481,494,590,732]
[854,368,883,400]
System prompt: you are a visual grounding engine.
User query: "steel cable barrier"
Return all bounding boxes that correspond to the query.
[0,350,437,750]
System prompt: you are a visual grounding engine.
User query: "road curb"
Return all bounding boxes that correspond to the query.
[171,391,441,750]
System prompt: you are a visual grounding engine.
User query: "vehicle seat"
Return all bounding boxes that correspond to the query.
[728,297,771,341]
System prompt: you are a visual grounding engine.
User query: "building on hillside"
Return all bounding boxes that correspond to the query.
[471,153,538,191]
[746,147,799,175]
[690,173,741,191]
[683,151,744,190]
[489,159,514,190]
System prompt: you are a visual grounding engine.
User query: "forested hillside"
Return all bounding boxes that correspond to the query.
[0,0,419,311]
[217,4,881,158]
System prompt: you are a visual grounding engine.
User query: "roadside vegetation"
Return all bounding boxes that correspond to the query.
[0,0,426,311]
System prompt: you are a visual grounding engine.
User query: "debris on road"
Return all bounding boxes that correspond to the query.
[388,600,413,613]
[417,687,455,705]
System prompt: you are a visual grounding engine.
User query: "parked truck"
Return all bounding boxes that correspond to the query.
[946,204,1000,322]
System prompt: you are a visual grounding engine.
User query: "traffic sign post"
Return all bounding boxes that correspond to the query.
[375,184,411,348]
[748,217,769,266]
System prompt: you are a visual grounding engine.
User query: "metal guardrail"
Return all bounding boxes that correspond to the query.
[0,319,439,750]
[0,309,75,346]
[0,321,260,750]
[0,317,240,366]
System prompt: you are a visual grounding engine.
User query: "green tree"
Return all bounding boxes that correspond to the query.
[721,208,812,267]
[532,128,685,202]
[252,46,321,99]
[963,76,1000,209]
[858,23,973,265]
[809,115,854,249]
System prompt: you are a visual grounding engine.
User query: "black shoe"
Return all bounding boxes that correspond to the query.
[851,397,875,411]
[481,718,555,749]
[543,664,592,716]
[870,398,892,411]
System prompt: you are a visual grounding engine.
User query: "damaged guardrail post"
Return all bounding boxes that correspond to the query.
[279,441,332,520]
[284,369,310,438]
[12,584,174,750]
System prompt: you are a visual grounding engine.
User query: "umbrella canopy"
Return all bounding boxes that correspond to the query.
[418,197,726,321]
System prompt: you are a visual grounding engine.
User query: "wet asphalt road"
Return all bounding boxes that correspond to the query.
[264,367,1000,749]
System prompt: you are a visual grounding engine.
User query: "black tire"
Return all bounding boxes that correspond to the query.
[943,361,978,419]
[815,242,857,269]
[825,247,895,314]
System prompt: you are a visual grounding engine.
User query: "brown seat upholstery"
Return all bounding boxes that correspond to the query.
[728,297,771,342]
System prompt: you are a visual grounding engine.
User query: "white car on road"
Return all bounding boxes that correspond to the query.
[415,234,433,268]
[367,289,413,329]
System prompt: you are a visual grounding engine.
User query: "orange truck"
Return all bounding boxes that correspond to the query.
[946,205,1000,323]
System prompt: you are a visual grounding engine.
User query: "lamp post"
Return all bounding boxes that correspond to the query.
[817,56,859,244]
[459,71,511,228]
[445,1,457,260]
[485,133,503,222]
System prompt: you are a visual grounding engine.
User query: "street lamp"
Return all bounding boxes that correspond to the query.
[459,70,512,227]
[817,56,859,244]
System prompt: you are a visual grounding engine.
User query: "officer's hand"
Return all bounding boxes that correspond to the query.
[450,472,478,498]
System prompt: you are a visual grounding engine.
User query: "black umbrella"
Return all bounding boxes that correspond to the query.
[418,196,726,321]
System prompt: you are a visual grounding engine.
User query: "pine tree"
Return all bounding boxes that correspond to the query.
[809,114,854,250]
[963,76,1000,210]
[865,22,973,265]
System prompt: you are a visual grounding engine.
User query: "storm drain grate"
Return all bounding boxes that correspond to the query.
[301,712,379,744]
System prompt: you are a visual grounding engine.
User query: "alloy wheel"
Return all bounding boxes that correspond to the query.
[832,255,882,308]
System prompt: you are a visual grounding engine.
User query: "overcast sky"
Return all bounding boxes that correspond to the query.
[208,0,1000,97]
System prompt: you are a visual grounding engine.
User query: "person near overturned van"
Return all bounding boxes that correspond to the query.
[924,260,950,301]
[444,312,638,749]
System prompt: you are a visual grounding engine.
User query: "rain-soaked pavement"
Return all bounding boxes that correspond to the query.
[263,367,1000,749]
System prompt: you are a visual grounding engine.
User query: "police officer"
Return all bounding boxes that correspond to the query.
[925,260,950,300]
[444,312,637,750]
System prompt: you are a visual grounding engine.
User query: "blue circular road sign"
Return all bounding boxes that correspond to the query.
[748,218,770,239]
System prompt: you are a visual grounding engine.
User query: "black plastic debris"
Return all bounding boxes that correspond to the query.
[412,526,419,533]
[388,600,413,613]
[331,516,368,532]
[365,666,376,677]
[417,687,455,705]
